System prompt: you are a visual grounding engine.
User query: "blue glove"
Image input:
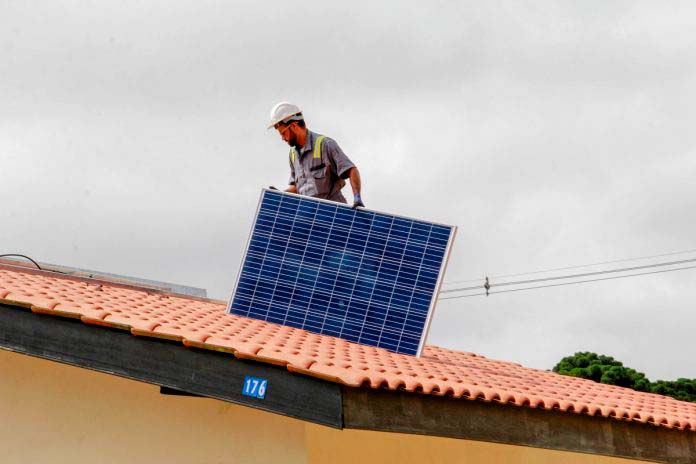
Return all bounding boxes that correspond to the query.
[352,193,365,209]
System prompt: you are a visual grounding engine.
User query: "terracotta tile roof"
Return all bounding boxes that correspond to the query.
[1,263,695,431]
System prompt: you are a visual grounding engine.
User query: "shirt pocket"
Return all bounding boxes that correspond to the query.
[311,166,331,196]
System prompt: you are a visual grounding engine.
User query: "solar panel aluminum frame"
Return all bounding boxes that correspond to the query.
[416,222,457,357]
[227,188,457,357]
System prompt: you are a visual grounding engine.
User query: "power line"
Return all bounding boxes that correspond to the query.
[440,257,696,294]
[438,264,696,300]
[442,247,696,287]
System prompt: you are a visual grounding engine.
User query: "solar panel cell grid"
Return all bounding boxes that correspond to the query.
[228,189,456,356]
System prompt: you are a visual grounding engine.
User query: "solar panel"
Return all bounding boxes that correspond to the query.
[227,189,456,356]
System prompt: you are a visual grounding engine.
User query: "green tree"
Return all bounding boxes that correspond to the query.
[651,379,696,402]
[553,352,696,402]
[552,352,651,392]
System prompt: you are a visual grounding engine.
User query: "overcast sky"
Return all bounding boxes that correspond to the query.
[2,1,695,380]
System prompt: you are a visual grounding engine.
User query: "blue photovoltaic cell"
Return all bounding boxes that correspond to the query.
[227,189,455,356]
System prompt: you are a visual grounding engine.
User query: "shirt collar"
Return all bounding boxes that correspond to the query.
[299,130,315,155]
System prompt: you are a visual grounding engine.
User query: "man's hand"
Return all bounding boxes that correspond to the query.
[351,193,365,209]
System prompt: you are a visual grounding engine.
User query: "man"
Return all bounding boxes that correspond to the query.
[268,102,364,208]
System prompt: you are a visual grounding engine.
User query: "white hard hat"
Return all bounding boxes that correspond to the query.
[267,101,303,129]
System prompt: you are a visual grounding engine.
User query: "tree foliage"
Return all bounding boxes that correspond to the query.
[553,352,695,402]
[553,352,651,391]
[651,379,696,403]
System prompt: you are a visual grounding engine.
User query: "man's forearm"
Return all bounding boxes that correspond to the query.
[348,167,361,196]
[348,167,364,208]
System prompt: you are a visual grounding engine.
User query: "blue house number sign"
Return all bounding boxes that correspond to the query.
[242,376,268,399]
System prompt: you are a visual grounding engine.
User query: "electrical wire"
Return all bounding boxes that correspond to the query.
[0,254,42,270]
[442,247,696,287]
[438,264,696,300]
[440,257,696,294]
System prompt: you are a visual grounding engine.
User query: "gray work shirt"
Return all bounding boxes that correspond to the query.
[288,130,355,203]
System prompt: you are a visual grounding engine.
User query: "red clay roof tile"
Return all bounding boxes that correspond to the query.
[1,263,695,431]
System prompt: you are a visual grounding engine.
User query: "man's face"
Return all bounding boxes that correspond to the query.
[275,122,297,147]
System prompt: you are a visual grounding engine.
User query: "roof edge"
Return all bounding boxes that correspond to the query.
[0,262,225,305]
[0,302,343,428]
[344,388,696,463]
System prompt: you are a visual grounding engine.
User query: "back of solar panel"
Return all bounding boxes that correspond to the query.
[227,189,456,356]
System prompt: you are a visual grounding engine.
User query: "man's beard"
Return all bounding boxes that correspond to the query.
[288,134,300,151]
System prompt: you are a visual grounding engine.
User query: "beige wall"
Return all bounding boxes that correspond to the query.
[0,349,306,464]
[1,349,651,464]
[305,425,649,464]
